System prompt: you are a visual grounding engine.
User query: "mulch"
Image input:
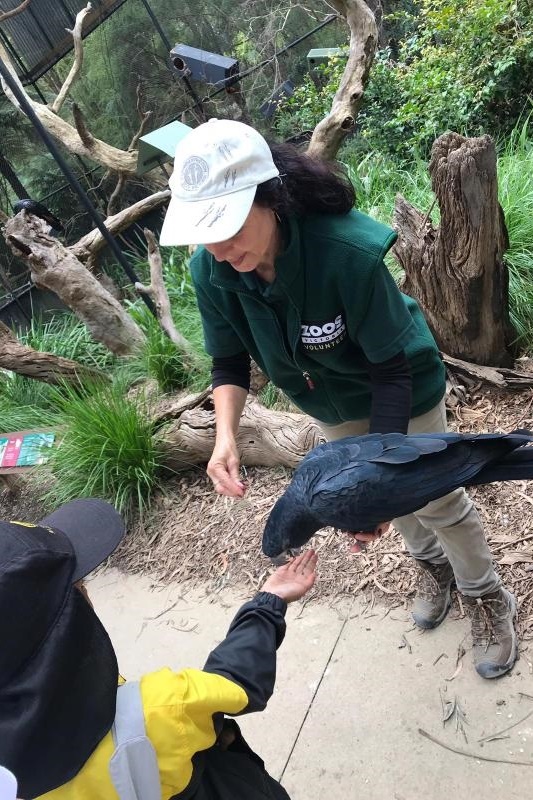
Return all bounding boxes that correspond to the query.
[2,384,533,640]
[112,384,533,641]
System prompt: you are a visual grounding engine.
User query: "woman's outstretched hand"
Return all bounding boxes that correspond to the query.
[261,550,318,603]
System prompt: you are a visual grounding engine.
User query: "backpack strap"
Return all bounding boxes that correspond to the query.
[109,681,161,800]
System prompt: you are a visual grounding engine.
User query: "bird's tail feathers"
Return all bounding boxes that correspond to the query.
[472,445,533,485]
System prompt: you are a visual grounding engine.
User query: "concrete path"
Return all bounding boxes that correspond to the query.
[89,569,533,800]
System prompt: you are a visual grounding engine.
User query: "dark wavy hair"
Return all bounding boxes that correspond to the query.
[254,142,356,216]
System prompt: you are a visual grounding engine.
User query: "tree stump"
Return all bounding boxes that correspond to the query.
[393,132,516,367]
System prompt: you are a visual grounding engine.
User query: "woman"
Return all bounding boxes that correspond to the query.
[160,118,517,680]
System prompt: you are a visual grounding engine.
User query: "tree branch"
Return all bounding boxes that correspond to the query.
[71,102,95,148]
[106,172,126,216]
[51,3,92,114]
[128,83,153,152]
[307,0,377,160]
[0,320,107,385]
[71,190,170,259]
[4,213,145,355]
[135,228,193,353]
[442,352,533,389]
[0,0,31,24]
[0,42,140,174]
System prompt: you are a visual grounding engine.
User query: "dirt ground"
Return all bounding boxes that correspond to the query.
[2,384,533,640]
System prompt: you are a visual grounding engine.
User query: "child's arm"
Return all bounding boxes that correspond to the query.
[163,552,317,786]
[203,550,317,712]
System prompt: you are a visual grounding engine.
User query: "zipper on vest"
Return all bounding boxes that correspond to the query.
[302,371,315,390]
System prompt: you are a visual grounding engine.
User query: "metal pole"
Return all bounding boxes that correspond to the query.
[0,266,31,322]
[137,0,207,121]
[0,56,157,316]
[137,0,172,51]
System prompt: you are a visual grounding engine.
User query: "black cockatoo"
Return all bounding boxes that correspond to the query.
[12,199,64,235]
[262,430,533,561]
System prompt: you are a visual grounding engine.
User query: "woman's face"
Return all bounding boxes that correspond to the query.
[204,203,278,273]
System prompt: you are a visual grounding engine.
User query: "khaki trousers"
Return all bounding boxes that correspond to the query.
[318,400,500,596]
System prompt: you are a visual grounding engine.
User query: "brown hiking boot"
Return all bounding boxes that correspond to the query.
[464,587,518,679]
[412,559,455,629]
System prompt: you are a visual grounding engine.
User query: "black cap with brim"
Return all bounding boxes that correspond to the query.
[39,498,125,582]
[0,498,124,796]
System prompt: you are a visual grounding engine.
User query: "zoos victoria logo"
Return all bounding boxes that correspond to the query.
[301,314,347,351]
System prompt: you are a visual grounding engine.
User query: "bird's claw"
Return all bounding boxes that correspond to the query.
[269,548,302,566]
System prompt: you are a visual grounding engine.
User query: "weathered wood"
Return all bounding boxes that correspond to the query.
[4,213,145,355]
[442,352,533,389]
[0,320,106,384]
[135,229,193,353]
[51,3,91,114]
[393,133,515,367]
[0,41,140,174]
[156,396,323,471]
[0,0,31,24]
[71,191,170,261]
[307,1,377,160]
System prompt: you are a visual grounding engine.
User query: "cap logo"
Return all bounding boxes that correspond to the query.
[223,167,237,189]
[181,156,209,191]
[195,202,227,229]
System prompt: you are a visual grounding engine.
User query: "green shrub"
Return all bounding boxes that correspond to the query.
[362,0,533,158]
[276,1,533,161]
[127,248,211,392]
[44,379,164,516]
[497,117,533,348]
[0,314,116,431]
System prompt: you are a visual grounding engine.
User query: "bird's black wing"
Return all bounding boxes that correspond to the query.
[300,432,527,532]
[12,199,64,232]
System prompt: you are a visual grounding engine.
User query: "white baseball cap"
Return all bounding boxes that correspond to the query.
[159,119,279,246]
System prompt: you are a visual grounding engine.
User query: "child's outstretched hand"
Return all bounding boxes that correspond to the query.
[261,550,317,603]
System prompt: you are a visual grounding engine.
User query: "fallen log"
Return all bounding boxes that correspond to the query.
[155,396,323,472]
[442,353,533,389]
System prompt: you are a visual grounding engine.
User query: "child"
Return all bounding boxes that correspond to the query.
[0,498,317,799]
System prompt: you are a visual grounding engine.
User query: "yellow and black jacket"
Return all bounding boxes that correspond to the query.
[36,592,290,800]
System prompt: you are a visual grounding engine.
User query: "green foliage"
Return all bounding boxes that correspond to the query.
[274,56,346,141]
[0,374,60,433]
[127,305,191,392]
[127,248,211,392]
[362,0,533,158]
[22,313,117,370]
[276,1,533,160]
[497,117,533,348]
[0,314,117,431]
[44,379,164,516]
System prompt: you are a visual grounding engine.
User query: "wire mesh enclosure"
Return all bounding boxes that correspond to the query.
[0,0,129,84]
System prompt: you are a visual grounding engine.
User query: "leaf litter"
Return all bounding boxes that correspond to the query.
[2,387,533,639]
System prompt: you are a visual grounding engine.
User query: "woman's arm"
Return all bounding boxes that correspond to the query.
[365,350,413,434]
[207,384,248,497]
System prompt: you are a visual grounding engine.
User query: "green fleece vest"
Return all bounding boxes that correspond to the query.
[190,210,445,425]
